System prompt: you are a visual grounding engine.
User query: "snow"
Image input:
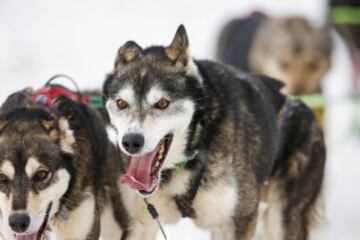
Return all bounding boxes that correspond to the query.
[0,0,359,239]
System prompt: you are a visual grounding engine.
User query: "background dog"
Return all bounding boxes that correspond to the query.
[217,14,333,95]
[104,25,325,240]
[0,89,127,239]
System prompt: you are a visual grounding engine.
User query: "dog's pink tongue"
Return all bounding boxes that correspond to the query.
[16,233,38,240]
[120,146,159,191]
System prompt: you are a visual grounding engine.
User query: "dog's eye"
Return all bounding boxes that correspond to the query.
[154,98,171,110]
[116,99,129,110]
[0,173,9,184]
[33,169,50,182]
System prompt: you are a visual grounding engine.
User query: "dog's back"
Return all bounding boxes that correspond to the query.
[258,98,326,239]
[195,60,286,184]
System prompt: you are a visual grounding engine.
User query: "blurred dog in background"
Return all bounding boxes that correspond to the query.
[217,13,333,95]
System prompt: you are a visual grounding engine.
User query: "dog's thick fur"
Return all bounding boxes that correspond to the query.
[104,25,326,240]
[0,89,127,239]
[258,98,326,239]
[217,15,333,95]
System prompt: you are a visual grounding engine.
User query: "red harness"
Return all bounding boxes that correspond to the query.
[32,75,89,107]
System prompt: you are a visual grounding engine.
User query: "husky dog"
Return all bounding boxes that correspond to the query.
[0,89,127,239]
[217,15,333,95]
[104,25,325,240]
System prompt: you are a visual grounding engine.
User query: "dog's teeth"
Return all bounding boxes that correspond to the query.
[155,161,160,167]
[158,153,163,160]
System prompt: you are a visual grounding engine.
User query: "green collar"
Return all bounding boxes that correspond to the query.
[176,159,190,168]
[176,150,199,168]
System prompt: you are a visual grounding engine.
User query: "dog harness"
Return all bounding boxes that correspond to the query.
[173,151,206,218]
[32,74,104,109]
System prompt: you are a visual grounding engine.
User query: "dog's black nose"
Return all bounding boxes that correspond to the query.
[122,133,145,154]
[8,213,30,233]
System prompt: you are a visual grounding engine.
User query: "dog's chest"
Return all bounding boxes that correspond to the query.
[49,195,96,239]
[121,168,238,231]
[192,181,238,229]
[120,186,182,224]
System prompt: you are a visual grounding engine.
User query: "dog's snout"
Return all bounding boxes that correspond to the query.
[8,213,30,233]
[122,133,145,154]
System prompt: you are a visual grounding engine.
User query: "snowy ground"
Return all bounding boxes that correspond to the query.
[0,0,359,239]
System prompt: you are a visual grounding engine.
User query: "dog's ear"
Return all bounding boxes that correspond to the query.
[103,71,115,102]
[165,24,189,66]
[0,88,33,115]
[115,41,143,68]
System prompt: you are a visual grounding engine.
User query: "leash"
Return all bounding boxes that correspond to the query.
[143,148,201,239]
[141,150,202,238]
[143,198,168,240]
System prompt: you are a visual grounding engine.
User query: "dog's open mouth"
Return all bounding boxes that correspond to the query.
[120,134,173,196]
[14,203,52,240]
